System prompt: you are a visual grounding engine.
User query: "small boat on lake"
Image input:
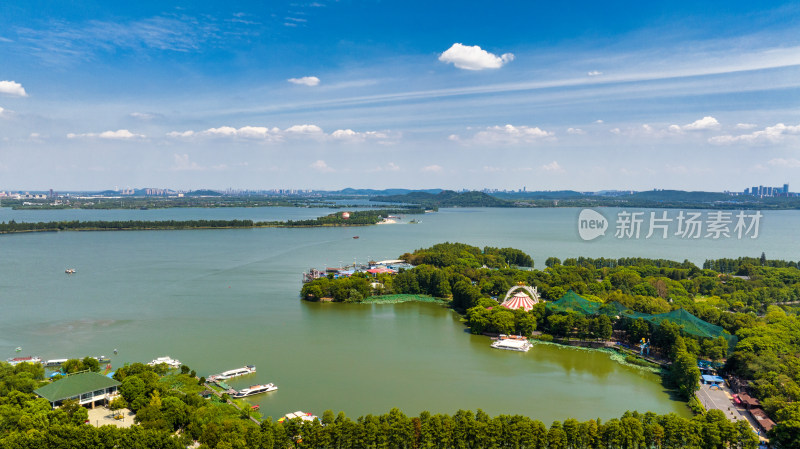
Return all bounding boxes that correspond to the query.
[353,236,359,239]
[208,365,256,381]
[65,268,76,274]
[233,383,277,398]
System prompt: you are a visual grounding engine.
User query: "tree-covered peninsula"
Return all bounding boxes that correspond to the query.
[0,209,424,234]
[302,242,800,447]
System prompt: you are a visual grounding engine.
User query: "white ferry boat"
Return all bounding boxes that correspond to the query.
[233,383,278,398]
[6,356,42,366]
[490,339,532,352]
[148,356,181,369]
[209,365,256,381]
[44,358,69,367]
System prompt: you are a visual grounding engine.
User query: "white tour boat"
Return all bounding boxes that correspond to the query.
[148,356,182,369]
[490,338,532,352]
[233,383,278,398]
[209,365,256,381]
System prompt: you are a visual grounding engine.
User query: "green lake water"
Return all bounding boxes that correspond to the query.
[3,206,797,421]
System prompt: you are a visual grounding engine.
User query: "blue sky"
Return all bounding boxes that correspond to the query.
[1,1,799,191]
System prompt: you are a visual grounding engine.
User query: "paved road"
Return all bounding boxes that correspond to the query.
[696,384,766,441]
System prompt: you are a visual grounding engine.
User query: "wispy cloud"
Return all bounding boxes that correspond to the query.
[310,160,334,173]
[438,43,514,70]
[768,158,800,168]
[587,71,602,76]
[421,164,443,173]
[12,13,258,64]
[173,154,203,171]
[130,112,160,121]
[541,161,565,173]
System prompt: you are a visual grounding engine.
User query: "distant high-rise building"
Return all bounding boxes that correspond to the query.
[784,184,789,194]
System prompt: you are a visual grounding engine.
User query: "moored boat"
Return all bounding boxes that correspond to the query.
[233,383,277,398]
[208,365,256,381]
[7,356,42,365]
[490,339,532,352]
[148,356,181,369]
[44,358,69,367]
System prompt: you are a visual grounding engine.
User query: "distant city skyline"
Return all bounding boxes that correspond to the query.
[1,1,799,190]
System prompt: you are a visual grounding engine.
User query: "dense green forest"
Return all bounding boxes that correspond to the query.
[301,242,800,447]
[0,360,760,448]
[0,209,425,234]
[371,191,515,208]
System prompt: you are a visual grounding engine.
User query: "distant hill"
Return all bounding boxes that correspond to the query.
[186,189,223,197]
[626,190,733,202]
[491,190,586,200]
[372,190,513,208]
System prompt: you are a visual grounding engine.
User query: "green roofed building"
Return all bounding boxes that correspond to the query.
[34,371,120,408]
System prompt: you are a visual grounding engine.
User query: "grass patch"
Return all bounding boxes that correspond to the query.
[361,294,448,304]
[624,355,662,370]
[159,373,206,395]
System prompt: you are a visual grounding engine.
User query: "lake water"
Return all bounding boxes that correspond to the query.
[3,206,797,421]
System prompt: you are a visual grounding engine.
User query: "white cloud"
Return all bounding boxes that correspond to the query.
[587,71,602,76]
[0,81,27,97]
[173,154,203,171]
[285,124,323,134]
[167,124,395,144]
[682,116,720,131]
[736,123,757,130]
[595,119,604,124]
[421,164,443,173]
[541,161,565,173]
[238,126,278,139]
[331,128,391,142]
[438,43,514,70]
[768,158,800,168]
[709,122,800,145]
[567,127,585,135]
[310,160,334,173]
[67,129,145,139]
[288,76,320,86]
[0,106,5,117]
[470,124,554,145]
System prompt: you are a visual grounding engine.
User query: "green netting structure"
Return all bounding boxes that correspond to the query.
[547,290,738,352]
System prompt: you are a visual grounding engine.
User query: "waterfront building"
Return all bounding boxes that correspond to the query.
[34,371,120,408]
